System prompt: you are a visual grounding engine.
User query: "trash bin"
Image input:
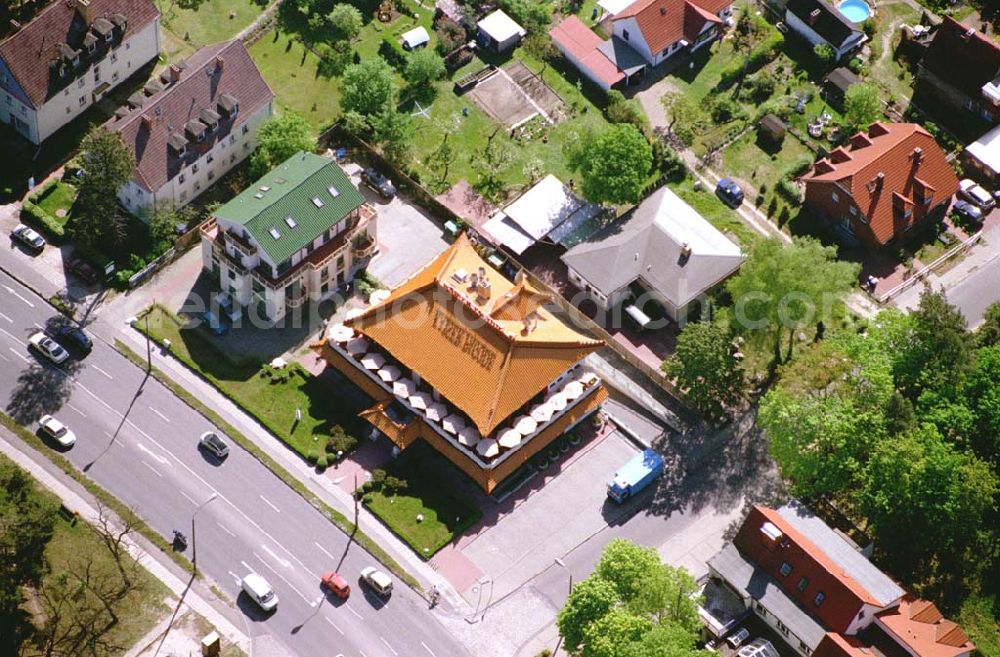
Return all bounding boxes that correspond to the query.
[201,631,220,657]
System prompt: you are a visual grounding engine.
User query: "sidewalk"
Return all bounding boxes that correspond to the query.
[0,427,252,655]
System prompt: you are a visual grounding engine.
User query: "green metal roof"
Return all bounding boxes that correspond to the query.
[215,152,365,264]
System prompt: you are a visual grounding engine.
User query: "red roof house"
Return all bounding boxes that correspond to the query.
[550,0,732,91]
[707,501,975,657]
[801,122,958,248]
[916,17,1000,126]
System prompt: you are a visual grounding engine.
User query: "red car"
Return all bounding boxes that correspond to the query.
[321,571,351,599]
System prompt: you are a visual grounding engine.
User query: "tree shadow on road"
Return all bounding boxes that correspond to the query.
[5,357,82,425]
[644,406,788,531]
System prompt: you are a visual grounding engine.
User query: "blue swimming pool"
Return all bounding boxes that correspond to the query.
[837,0,872,23]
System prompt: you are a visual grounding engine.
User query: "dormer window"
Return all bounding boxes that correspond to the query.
[814,592,825,606]
[797,576,809,592]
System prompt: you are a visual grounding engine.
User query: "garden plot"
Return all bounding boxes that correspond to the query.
[467,62,564,128]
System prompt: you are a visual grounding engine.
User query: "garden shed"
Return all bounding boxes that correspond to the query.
[759,113,786,143]
[477,9,526,53]
[402,26,431,50]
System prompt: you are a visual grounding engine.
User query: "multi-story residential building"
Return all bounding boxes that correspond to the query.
[0,0,160,144]
[107,39,273,217]
[706,501,975,657]
[315,234,608,493]
[801,122,958,248]
[200,151,378,321]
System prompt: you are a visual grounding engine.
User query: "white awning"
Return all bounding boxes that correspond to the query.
[327,323,354,343]
[458,426,482,447]
[563,381,585,400]
[531,403,556,423]
[377,365,401,383]
[482,212,536,255]
[598,0,634,16]
[498,429,522,448]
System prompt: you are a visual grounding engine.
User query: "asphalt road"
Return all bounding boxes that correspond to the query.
[940,256,1000,329]
[0,266,468,657]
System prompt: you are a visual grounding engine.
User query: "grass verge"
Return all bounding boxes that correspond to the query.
[363,444,481,558]
[112,339,423,593]
[0,411,191,573]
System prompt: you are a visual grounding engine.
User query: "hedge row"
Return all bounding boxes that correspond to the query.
[20,199,66,242]
[379,35,409,71]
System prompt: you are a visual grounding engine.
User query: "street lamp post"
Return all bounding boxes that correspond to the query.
[554,557,573,595]
[191,493,218,575]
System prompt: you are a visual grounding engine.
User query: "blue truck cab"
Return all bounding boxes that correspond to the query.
[607,448,665,503]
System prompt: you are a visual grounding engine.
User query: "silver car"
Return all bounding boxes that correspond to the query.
[199,431,230,459]
[28,331,70,364]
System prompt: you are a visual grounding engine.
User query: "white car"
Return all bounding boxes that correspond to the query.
[11,223,46,252]
[360,566,393,596]
[241,572,278,611]
[958,179,996,211]
[38,415,76,447]
[28,331,70,364]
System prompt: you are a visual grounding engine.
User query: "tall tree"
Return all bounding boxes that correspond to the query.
[964,345,1000,458]
[326,3,362,40]
[629,562,702,630]
[595,539,664,602]
[340,57,397,119]
[557,577,620,654]
[892,286,971,400]
[725,237,858,368]
[250,112,316,178]
[568,124,653,205]
[74,128,135,249]
[663,321,745,423]
[975,302,1000,348]
[582,608,652,657]
[843,82,882,133]
[622,623,709,657]
[404,49,446,92]
[659,91,701,144]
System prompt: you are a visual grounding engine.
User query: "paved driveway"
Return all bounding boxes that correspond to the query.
[345,168,450,289]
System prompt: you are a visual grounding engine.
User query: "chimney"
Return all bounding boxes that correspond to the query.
[77,0,92,24]
[8,19,21,32]
[141,114,153,130]
[877,172,885,187]
[477,274,492,303]
[913,146,922,163]
[808,8,821,24]
[169,64,182,83]
[215,56,225,72]
[963,28,975,41]
[659,6,666,14]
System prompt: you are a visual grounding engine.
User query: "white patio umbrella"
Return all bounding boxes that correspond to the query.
[327,323,354,343]
[442,414,467,434]
[409,392,431,410]
[562,381,584,400]
[458,426,482,447]
[577,371,599,386]
[547,392,568,411]
[476,438,499,458]
[369,289,391,305]
[345,307,366,320]
[424,402,448,422]
[513,415,538,436]
[393,378,417,398]
[498,428,522,449]
[377,365,401,383]
[346,336,368,356]
[530,403,555,423]
[361,352,386,370]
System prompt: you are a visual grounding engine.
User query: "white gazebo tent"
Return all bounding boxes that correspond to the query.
[513,415,538,436]
[476,438,500,458]
[393,378,417,398]
[458,426,482,447]
[442,414,467,435]
[346,336,369,356]
[563,381,584,400]
[425,402,448,422]
[327,323,354,343]
[409,392,431,410]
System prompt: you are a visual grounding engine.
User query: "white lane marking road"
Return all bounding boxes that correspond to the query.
[325,618,345,636]
[346,605,363,620]
[91,364,113,379]
[258,495,281,513]
[149,407,171,423]
[66,403,88,418]
[0,326,21,343]
[141,460,162,477]
[260,544,291,569]
[313,541,338,562]
[421,641,438,657]
[8,347,29,363]
[0,351,7,362]
[216,523,236,537]
[253,552,310,603]
[0,311,11,322]
[178,490,198,506]
[136,443,170,465]
[75,382,313,576]
[3,284,35,307]
[380,636,399,656]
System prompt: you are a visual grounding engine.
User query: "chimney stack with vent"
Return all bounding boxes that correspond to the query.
[8,19,21,32]
[877,172,885,185]
[169,64,182,83]
[808,8,821,24]
[913,146,922,163]
[77,0,92,24]
[476,271,492,303]
[141,114,153,130]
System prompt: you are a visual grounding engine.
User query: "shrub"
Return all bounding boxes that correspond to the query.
[718,31,784,87]
[306,449,319,464]
[379,35,408,71]
[370,468,387,487]
[862,19,876,39]
[316,451,329,470]
[776,177,802,205]
[710,96,741,123]
[605,90,645,128]
[434,15,466,55]
[813,43,835,66]
[652,138,686,182]
[785,155,814,178]
[326,426,359,455]
[21,200,66,241]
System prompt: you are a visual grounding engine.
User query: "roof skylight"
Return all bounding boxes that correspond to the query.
[269,227,281,240]
[284,216,297,228]
[312,197,324,208]
[328,185,339,198]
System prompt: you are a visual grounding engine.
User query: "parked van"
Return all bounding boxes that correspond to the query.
[241,572,278,611]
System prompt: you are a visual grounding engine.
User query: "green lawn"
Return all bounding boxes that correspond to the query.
[868,0,919,102]
[668,177,761,248]
[364,444,481,558]
[250,31,341,129]
[32,180,77,225]
[156,0,266,51]
[137,304,361,458]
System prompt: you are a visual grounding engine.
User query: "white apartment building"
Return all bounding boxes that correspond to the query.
[200,151,379,322]
[106,39,274,219]
[0,0,160,144]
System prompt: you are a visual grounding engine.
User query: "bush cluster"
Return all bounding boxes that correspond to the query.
[379,35,409,71]
[718,31,784,88]
[20,200,66,241]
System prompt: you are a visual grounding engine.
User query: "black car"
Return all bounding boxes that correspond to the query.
[50,325,92,354]
[361,168,397,199]
[715,178,744,208]
[199,431,230,459]
[952,200,984,226]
